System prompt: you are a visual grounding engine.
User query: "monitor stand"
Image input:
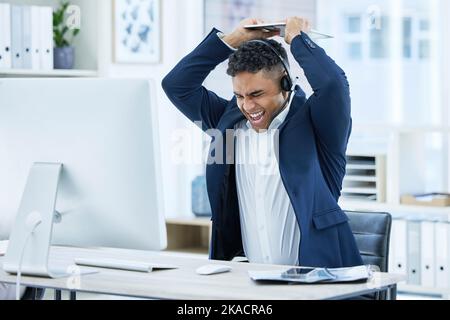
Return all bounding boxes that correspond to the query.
[3,163,88,278]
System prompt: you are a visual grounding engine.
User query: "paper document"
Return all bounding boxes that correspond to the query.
[0,240,8,256]
[248,265,374,284]
[244,22,333,40]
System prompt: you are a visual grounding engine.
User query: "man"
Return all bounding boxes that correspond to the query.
[162,17,363,268]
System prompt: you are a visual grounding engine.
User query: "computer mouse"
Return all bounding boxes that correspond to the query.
[195,264,232,275]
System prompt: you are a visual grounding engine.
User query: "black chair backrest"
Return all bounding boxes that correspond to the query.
[21,287,45,300]
[346,211,392,300]
[345,211,392,273]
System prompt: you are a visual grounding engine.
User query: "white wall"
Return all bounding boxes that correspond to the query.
[96,0,205,218]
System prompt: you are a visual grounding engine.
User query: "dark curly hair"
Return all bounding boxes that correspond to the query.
[226,39,289,78]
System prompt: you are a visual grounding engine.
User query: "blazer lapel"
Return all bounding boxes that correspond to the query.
[278,86,307,132]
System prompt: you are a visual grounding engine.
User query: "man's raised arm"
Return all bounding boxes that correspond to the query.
[285,17,352,155]
[162,18,278,131]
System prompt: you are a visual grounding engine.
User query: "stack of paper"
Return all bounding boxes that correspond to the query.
[248,265,373,284]
[0,240,8,256]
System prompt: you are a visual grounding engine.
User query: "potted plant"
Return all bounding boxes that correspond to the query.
[53,1,80,69]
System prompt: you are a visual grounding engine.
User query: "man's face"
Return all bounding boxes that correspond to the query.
[233,70,287,132]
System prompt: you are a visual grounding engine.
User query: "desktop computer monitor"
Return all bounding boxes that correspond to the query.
[0,78,166,252]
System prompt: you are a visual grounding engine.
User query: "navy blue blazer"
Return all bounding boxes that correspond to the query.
[162,28,363,268]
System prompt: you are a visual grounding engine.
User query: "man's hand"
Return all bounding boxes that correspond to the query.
[222,18,279,49]
[284,17,311,44]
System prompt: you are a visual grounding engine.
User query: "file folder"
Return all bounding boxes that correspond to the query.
[388,218,396,273]
[435,222,450,289]
[39,6,53,70]
[22,6,41,70]
[30,6,41,70]
[390,219,408,278]
[11,5,23,69]
[420,221,436,287]
[21,6,32,69]
[407,221,421,285]
[0,3,12,69]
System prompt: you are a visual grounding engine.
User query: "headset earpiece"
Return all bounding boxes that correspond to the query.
[248,39,294,93]
[281,75,293,92]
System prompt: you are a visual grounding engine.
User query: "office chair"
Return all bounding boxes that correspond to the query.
[21,287,45,300]
[345,210,392,300]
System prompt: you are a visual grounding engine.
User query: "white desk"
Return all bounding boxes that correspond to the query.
[0,246,404,300]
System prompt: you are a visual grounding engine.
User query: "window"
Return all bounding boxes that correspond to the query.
[369,16,389,59]
[347,16,361,33]
[343,15,363,61]
[403,18,412,58]
[317,0,447,197]
[348,42,362,60]
[318,0,442,126]
[418,39,430,59]
[419,19,430,31]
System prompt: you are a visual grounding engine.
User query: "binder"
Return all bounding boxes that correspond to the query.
[21,6,32,69]
[0,3,12,69]
[420,221,436,287]
[22,6,41,70]
[11,5,23,69]
[406,221,421,285]
[39,6,53,70]
[388,218,397,273]
[30,6,41,70]
[435,222,450,289]
[390,219,408,278]
[388,232,396,273]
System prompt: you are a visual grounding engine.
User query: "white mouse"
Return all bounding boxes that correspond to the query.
[196,264,232,275]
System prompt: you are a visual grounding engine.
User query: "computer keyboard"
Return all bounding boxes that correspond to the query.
[74,257,178,273]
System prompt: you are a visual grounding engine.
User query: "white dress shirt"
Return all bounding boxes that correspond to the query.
[234,93,301,266]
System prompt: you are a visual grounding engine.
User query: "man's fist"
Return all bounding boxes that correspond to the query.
[284,17,311,44]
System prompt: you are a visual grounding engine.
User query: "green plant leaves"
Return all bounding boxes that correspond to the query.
[53,1,80,48]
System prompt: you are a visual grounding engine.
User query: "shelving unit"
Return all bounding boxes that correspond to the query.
[343,127,450,299]
[165,217,211,256]
[339,199,450,222]
[1,0,100,78]
[0,68,97,77]
[342,154,386,202]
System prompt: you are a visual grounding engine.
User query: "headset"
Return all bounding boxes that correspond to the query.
[248,39,294,92]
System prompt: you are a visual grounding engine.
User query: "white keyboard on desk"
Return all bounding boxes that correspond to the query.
[74,257,179,273]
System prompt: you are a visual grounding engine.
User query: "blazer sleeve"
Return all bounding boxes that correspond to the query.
[162,28,234,132]
[290,32,352,155]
